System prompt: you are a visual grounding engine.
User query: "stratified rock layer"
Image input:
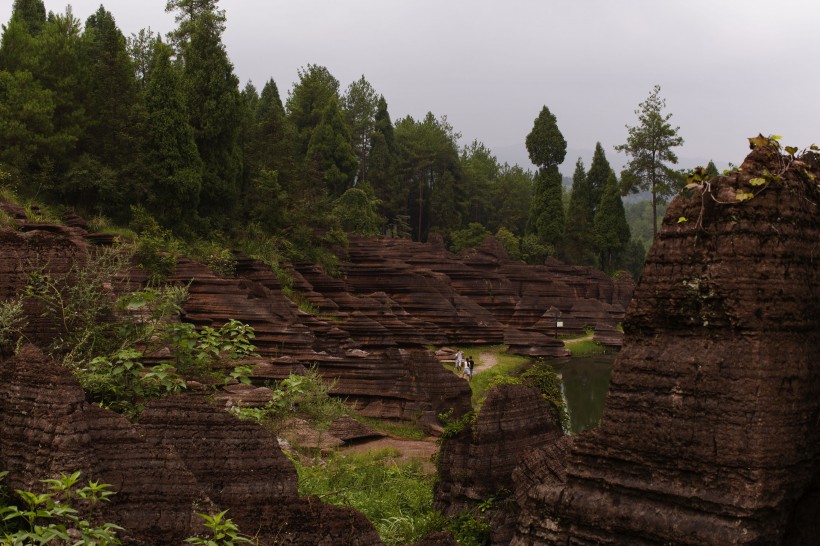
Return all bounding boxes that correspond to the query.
[513,145,820,544]
[0,346,382,545]
[435,384,563,544]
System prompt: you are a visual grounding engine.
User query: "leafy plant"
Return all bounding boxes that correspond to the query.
[24,245,132,365]
[0,296,27,356]
[185,510,254,545]
[230,369,347,432]
[0,471,122,545]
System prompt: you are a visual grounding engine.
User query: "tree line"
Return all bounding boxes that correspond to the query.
[0,0,686,280]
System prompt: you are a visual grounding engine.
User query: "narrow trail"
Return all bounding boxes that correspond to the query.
[563,333,593,346]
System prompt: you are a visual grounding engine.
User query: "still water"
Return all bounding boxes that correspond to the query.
[549,355,615,434]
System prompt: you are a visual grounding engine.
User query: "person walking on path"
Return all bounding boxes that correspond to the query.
[465,356,474,381]
[455,350,463,372]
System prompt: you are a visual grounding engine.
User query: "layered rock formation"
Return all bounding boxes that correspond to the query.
[512,144,820,544]
[0,346,382,545]
[434,384,563,544]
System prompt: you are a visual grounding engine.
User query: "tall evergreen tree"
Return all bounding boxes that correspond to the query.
[367,95,398,223]
[525,105,566,250]
[488,164,533,236]
[81,7,139,168]
[586,142,611,214]
[394,112,463,241]
[142,39,202,231]
[563,158,596,266]
[615,84,684,237]
[342,75,378,184]
[594,170,631,272]
[166,0,242,225]
[0,0,46,71]
[460,140,498,227]
[306,96,358,197]
[286,64,340,157]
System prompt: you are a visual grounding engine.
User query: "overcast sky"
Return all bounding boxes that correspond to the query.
[8,0,820,173]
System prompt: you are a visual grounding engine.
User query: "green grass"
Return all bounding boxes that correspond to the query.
[295,449,444,545]
[565,339,611,357]
[447,344,531,408]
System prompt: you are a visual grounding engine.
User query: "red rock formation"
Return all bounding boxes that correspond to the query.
[0,346,383,545]
[435,384,564,544]
[512,145,820,544]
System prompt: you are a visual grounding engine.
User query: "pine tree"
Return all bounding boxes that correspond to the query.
[525,105,566,250]
[367,95,398,223]
[594,170,630,272]
[286,64,340,157]
[563,158,596,266]
[142,39,202,231]
[306,97,358,198]
[586,142,611,215]
[615,84,684,237]
[342,75,378,184]
[81,7,139,169]
[167,0,242,225]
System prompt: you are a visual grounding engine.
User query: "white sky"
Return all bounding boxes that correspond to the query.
[6,0,820,173]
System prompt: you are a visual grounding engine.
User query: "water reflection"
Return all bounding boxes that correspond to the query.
[550,355,615,434]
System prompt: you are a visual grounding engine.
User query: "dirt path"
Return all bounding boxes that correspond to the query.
[341,436,439,473]
[474,351,499,373]
[563,333,593,345]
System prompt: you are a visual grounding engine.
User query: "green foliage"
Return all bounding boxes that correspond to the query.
[333,185,383,236]
[185,510,254,545]
[130,206,180,284]
[494,227,521,260]
[449,222,491,254]
[342,75,379,184]
[294,450,444,545]
[525,105,567,169]
[306,96,359,197]
[393,112,463,241]
[0,295,27,355]
[519,233,553,264]
[230,369,347,432]
[527,167,564,248]
[0,470,122,545]
[520,362,570,432]
[24,245,131,364]
[615,84,684,237]
[286,64,341,157]
[594,170,630,273]
[437,409,475,440]
[563,157,596,266]
[446,510,491,546]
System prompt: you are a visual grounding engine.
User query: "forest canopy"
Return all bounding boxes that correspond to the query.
[0,0,677,279]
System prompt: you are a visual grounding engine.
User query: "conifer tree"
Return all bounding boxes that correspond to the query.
[81,7,139,169]
[142,39,202,231]
[615,84,684,237]
[306,97,359,197]
[286,64,340,157]
[525,105,566,250]
[586,142,611,214]
[342,75,378,184]
[594,170,631,272]
[563,158,596,266]
[367,95,398,221]
[166,0,242,225]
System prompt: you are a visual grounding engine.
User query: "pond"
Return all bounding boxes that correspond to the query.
[550,354,615,434]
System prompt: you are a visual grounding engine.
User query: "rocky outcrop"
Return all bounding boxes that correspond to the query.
[0,346,382,545]
[512,145,820,544]
[435,384,563,544]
